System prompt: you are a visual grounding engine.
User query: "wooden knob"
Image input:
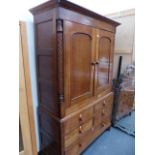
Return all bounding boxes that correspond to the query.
[79,114,83,121]
[97,34,100,38]
[79,143,82,148]
[102,109,105,115]
[79,126,83,133]
[103,100,106,106]
[102,123,105,127]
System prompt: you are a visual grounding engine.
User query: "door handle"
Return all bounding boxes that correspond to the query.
[95,61,100,65]
[91,61,99,65]
[91,62,96,65]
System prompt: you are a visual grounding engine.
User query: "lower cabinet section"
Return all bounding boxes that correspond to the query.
[39,92,114,155]
[64,93,113,155]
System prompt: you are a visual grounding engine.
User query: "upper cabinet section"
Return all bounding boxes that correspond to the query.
[30,0,120,113]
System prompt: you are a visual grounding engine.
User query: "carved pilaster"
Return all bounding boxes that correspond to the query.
[56,19,64,104]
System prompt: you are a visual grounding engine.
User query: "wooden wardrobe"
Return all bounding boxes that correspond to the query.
[30,0,120,154]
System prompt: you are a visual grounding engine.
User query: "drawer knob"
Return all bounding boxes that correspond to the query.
[102,109,105,115]
[102,123,105,127]
[79,114,83,121]
[79,126,83,133]
[79,143,82,148]
[102,101,106,107]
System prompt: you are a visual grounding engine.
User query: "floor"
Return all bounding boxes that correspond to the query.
[81,112,135,155]
[114,111,135,136]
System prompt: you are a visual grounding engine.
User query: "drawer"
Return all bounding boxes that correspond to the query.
[93,122,111,139]
[100,121,111,132]
[78,122,111,154]
[94,93,113,126]
[78,129,94,153]
[65,144,79,155]
[64,107,93,135]
[65,119,93,148]
[65,129,93,155]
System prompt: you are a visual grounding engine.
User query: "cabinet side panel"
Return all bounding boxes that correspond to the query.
[39,108,61,155]
[34,9,60,117]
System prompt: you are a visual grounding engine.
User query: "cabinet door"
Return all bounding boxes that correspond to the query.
[64,21,95,106]
[95,30,114,95]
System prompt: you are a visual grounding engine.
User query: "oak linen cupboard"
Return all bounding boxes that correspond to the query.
[30,0,120,155]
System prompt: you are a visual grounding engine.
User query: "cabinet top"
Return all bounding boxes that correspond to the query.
[30,0,120,27]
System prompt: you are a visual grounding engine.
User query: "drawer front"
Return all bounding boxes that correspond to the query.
[78,122,111,154]
[65,144,79,155]
[64,107,93,135]
[78,129,93,153]
[65,129,94,155]
[65,119,93,148]
[94,93,113,127]
[66,126,108,155]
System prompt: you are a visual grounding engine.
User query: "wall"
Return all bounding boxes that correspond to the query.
[69,0,135,15]
[19,0,47,151]
[106,9,135,78]
[19,0,135,152]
